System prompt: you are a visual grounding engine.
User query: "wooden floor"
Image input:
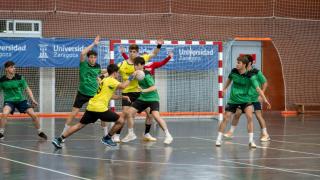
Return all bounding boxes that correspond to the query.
[0,112,319,180]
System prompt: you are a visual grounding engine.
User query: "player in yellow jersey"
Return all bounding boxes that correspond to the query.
[52,64,136,148]
[113,40,163,143]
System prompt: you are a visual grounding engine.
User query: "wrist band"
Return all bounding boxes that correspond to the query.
[128,75,134,81]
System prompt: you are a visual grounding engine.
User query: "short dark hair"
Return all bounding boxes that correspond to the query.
[129,44,139,52]
[107,64,119,75]
[237,55,250,67]
[4,61,15,68]
[245,55,254,64]
[87,50,97,57]
[134,57,145,66]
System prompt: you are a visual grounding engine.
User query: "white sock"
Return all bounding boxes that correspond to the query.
[164,129,171,136]
[103,127,109,136]
[249,133,254,143]
[0,128,4,134]
[128,128,134,134]
[217,132,223,141]
[62,125,70,134]
[230,126,236,133]
[262,128,268,134]
[37,128,43,133]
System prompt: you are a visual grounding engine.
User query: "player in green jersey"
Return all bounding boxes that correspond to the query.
[0,61,47,140]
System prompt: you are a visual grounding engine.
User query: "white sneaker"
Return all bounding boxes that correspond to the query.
[216,140,222,147]
[121,133,137,143]
[223,131,233,139]
[112,134,121,143]
[164,134,173,145]
[143,133,157,141]
[260,134,271,142]
[249,141,257,148]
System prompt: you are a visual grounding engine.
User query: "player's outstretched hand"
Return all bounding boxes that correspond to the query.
[94,35,100,45]
[157,39,164,45]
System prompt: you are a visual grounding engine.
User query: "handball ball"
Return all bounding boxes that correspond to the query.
[136,70,145,81]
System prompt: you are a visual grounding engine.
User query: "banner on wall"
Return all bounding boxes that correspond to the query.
[113,44,219,71]
[0,38,93,67]
[0,38,219,70]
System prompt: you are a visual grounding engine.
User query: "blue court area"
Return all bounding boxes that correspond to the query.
[0,113,319,180]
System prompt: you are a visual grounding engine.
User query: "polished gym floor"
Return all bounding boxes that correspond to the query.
[0,112,319,180]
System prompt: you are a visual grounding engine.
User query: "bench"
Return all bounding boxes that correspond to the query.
[294,103,320,114]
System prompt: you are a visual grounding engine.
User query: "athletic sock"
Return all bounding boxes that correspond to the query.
[145,124,151,134]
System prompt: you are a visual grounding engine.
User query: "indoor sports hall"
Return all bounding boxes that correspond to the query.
[0,1,319,179]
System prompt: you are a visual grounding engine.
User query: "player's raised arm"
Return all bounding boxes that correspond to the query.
[80,35,100,62]
[150,39,164,58]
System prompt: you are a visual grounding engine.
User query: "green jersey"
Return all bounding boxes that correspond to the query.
[138,71,159,102]
[227,68,252,104]
[78,61,101,96]
[248,68,267,102]
[0,74,28,102]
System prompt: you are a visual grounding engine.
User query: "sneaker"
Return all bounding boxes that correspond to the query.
[143,133,157,141]
[112,134,121,143]
[52,137,62,148]
[101,137,117,147]
[223,131,233,139]
[164,134,173,145]
[216,140,222,147]
[260,134,271,142]
[249,141,257,148]
[0,133,4,140]
[121,133,137,143]
[38,132,48,140]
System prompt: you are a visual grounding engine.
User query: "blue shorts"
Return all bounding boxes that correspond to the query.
[225,103,253,113]
[4,100,32,114]
[252,102,262,111]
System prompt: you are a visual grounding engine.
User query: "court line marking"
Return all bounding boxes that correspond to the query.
[0,156,92,180]
[270,139,320,146]
[226,156,320,161]
[192,137,320,157]
[220,159,320,178]
[0,142,271,170]
[191,137,320,178]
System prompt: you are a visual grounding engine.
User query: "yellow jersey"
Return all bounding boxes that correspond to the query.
[118,54,151,93]
[86,76,120,112]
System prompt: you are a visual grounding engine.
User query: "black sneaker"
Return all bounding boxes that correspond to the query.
[52,137,63,148]
[0,133,4,140]
[38,132,48,140]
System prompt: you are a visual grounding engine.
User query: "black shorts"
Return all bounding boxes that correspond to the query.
[80,109,120,124]
[73,91,93,108]
[252,102,262,111]
[131,99,159,113]
[225,103,252,113]
[122,92,141,106]
[4,100,32,114]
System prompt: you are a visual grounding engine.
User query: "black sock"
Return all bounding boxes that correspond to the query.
[145,124,151,134]
[116,128,122,134]
[106,133,112,139]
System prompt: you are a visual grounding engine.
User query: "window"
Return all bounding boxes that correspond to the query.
[0,20,42,37]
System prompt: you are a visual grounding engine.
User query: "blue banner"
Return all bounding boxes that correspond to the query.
[0,38,93,67]
[113,44,219,71]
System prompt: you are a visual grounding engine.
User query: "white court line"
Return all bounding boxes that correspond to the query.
[191,137,320,178]
[0,142,270,170]
[0,156,92,180]
[226,156,320,161]
[192,137,320,157]
[220,159,320,178]
[270,139,320,146]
